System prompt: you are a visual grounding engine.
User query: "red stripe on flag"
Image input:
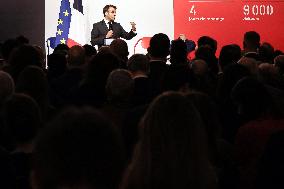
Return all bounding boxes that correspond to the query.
[67,38,81,47]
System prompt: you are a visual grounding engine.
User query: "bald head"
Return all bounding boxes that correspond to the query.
[191,59,208,76]
[106,69,134,102]
[238,56,259,75]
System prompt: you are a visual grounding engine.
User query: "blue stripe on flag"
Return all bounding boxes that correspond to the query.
[73,0,84,14]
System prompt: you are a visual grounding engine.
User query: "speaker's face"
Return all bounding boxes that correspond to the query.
[106,7,116,21]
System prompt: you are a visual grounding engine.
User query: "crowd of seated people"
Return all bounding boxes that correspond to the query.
[0,31,284,189]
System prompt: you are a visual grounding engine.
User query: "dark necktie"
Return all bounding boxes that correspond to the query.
[108,21,113,31]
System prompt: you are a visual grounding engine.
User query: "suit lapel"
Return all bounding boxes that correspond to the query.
[101,20,108,33]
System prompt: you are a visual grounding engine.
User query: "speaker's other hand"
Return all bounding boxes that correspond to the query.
[130,22,136,32]
[106,30,113,38]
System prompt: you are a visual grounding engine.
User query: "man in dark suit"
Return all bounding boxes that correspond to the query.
[91,5,137,48]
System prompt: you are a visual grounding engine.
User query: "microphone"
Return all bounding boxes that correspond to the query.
[108,21,113,31]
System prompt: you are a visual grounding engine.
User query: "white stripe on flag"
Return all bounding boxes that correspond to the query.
[68,8,87,45]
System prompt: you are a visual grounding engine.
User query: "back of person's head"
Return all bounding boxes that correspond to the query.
[88,51,120,75]
[141,92,204,145]
[1,38,20,61]
[147,33,170,59]
[190,59,208,76]
[15,35,29,45]
[47,53,67,79]
[121,91,215,189]
[219,44,241,71]
[237,56,259,75]
[218,63,251,99]
[127,54,149,73]
[258,42,274,64]
[195,45,218,74]
[16,65,49,120]
[106,69,134,103]
[274,55,284,75]
[189,58,217,97]
[53,44,69,56]
[110,39,129,63]
[243,31,260,51]
[16,66,48,98]
[0,71,14,105]
[98,46,112,53]
[83,44,97,57]
[197,36,217,54]
[85,51,119,87]
[67,45,86,67]
[2,93,41,147]
[32,107,125,189]
[231,77,273,121]
[8,44,43,82]
[170,39,188,64]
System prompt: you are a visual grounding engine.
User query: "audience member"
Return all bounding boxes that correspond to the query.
[147,33,170,98]
[110,39,129,68]
[69,51,119,107]
[32,107,126,189]
[83,44,97,65]
[218,44,241,73]
[197,36,217,55]
[232,77,284,189]
[243,31,260,55]
[170,39,188,65]
[237,56,259,76]
[6,45,44,83]
[186,91,239,189]
[49,45,86,107]
[127,54,151,106]
[15,66,50,121]
[120,92,217,189]
[259,42,274,64]
[0,31,283,189]
[2,93,42,189]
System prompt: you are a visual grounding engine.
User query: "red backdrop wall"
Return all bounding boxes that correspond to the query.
[174,0,284,55]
